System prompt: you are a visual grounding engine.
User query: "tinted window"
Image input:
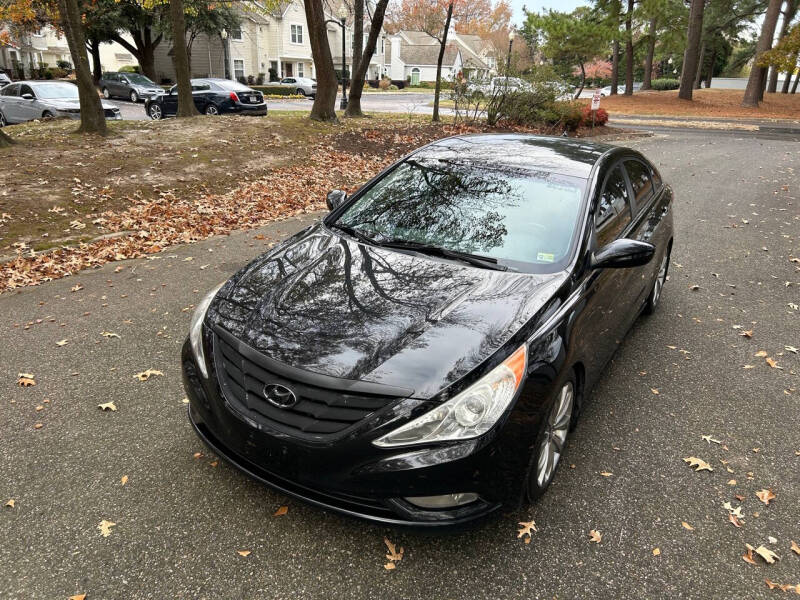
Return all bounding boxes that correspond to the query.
[596,166,631,246]
[624,159,653,206]
[192,82,211,91]
[335,159,586,270]
[2,84,18,96]
[20,84,34,97]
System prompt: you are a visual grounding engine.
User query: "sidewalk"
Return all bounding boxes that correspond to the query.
[609,112,800,134]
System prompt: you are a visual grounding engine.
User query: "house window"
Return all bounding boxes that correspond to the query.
[234,59,245,80]
[291,24,303,44]
[297,62,304,77]
[230,27,243,41]
[380,37,384,54]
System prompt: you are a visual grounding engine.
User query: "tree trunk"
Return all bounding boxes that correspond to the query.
[0,129,14,147]
[89,38,102,84]
[781,50,799,92]
[110,29,161,82]
[641,17,657,90]
[352,0,363,81]
[432,2,453,123]
[575,62,586,99]
[57,0,107,135]
[769,0,797,93]
[693,42,705,89]
[743,0,782,107]
[705,45,716,87]
[169,0,197,117]
[791,71,799,93]
[624,0,634,95]
[305,0,338,121]
[345,0,390,117]
[679,0,705,100]
[610,0,620,94]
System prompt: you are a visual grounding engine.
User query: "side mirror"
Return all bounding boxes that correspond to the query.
[326,189,347,211]
[591,239,655,269]
[21,93,34,100]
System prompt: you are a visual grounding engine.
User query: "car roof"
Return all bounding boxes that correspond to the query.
[414,134,616,179]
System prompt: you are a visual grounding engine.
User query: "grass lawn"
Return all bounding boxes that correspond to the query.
[0,111,628,291]
[592,88,800,120]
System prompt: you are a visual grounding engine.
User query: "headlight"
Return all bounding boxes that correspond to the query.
[189,282,224,378]
[373,345,527,448]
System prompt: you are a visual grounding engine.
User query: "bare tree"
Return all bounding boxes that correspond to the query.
[305,0,339,121]
[433,2,454,122]
[346,0,391,117]
[678,0,705,100]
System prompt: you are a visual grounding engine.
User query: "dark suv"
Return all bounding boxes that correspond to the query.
[99,72,162,103]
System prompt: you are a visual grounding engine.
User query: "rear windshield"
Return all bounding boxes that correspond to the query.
[212,80,252,91]
[334,158,586,272]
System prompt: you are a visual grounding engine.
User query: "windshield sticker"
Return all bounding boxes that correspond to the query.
[537,252,555,263]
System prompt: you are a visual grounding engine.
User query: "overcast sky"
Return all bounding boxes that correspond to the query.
[508,0,588,27]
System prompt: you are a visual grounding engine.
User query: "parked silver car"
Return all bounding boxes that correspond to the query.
[279,76,316,97]
[100,72,163,102]
[599,82,642,96]
[0,72,11,87]
[0,81,121,126]
[466,76,533,96]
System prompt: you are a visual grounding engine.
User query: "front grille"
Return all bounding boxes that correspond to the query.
[103,108,118,118]
[213,328,400,439]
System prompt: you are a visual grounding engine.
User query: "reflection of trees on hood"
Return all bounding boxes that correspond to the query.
[343,158,522,254]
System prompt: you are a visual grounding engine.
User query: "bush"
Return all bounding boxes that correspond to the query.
[268,67,278,82]
[237,76,248,85]
[256,72,265,85]
[56,59,71,70]
[651,78,679,91]
[581,105,609,126]
[247,74,255,85]
[119,65,141,74]
[539,101,584,131]
[388,84,398,90]
[490,84,559,126]
[378,77,391,90]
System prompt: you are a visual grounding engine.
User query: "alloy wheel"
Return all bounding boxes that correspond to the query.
[205,104,219,115]
[130,91,138,103]
[535,381,574,488]
[0,112,6,127]
[149,104,162,120]
[296,88,305,96]
[102,88,110,99]
[651,252,668,307]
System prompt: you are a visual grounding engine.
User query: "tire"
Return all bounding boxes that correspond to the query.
[643,246,670,315]
[102,87,110,99]
[130,90,139,103]
[204,104,219,115]
[524,373,577,501]
[148,103,163,120]
[296,88,305,96]
[42,111,54,120]
[0,111,6,127]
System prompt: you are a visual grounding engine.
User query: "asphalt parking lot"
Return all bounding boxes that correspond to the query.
[1,129,798,599]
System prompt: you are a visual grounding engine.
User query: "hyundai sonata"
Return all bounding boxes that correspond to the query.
[182,134,673,526]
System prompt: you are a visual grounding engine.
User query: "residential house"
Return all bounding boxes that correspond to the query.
[0,26,71,78]
[387,30,497,85]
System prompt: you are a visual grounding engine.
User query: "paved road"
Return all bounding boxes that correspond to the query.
[2,130,799,599]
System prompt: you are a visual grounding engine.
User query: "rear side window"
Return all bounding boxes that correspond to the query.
[2,84,18,96]
[595,166,631,246]
[624,160,654,207]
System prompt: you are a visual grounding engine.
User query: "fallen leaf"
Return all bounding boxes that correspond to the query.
[650,388,660,395]
[384,537,404,562]
[755,350,768,357]
[56,339,68,346]
[766,579,779,590]
[192,452,203,459]
[683,457,713,472]
[237,550,251,557]
[729,513,743,528]
[68,595,87,600]
[728,479,737,486]
[740,330,753,338]
[791,540,800,556]
[743,544,757,565]
[273,505,288,516]
[599,471,613,477]
[766,357,781,369]
[701,434,721,444]
[4,499,15,508]
[384,562,396,570]
[209,460,218,467]
[98,402,117,412]
[134,369,164,381]
[517,520,537,542]
[756,489,776,505]
[17,373,35,387]
[755,545,780,564]
[681,521,694,531]
[70,284,83,292]
[98,519,116,537]
[589,529,602,543]
[100,331,120,338]
[652,547,661,556]
[120,475,128,486]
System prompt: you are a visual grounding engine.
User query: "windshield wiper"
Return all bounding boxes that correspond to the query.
[329,223,377,245]
[376,239,508,271]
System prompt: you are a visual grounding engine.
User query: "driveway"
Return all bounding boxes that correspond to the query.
[1,129,798,599]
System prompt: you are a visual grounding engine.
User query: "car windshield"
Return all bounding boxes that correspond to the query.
[333,158,586,271]
[125,74,156,85]
[31,82,78,99]
[213,80,252,91]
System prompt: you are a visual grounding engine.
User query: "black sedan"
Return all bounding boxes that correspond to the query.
[145,78,266,119]
[182,134,674,527]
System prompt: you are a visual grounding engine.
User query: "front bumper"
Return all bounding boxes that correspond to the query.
[181,339,531,527]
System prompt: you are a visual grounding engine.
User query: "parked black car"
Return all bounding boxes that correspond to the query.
[99,72,162,102]
[182,135,674,527]
[145,78,266,119]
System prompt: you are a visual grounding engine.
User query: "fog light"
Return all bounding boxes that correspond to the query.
[404,493,479,509]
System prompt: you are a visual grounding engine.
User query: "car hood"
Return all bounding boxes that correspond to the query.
[46,99,118,110]
[208,225,567,399]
